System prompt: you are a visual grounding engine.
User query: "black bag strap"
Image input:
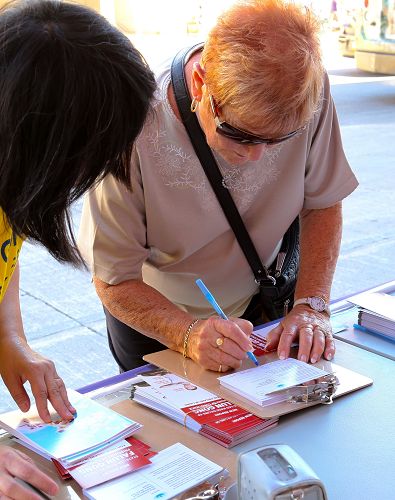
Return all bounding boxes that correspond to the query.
[171,44,276,286]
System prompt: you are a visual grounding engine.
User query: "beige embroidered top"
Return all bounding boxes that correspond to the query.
[78,60,358,319]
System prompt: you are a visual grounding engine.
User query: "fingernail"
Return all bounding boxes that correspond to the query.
[279,352,286,360]
[311,356,317,364]
[300,355,307,363]
[327,353,333,360]
[20,402,29,411]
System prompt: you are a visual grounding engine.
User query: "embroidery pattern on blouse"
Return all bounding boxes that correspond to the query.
[143,103,302,212]
[145,129,218,211]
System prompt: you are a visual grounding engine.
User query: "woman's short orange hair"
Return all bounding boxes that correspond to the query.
[201,0,324,137]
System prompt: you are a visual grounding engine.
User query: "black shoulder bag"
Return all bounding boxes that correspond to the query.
[171,45,300,323]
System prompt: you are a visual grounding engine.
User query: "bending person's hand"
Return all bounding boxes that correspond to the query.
[0,339,75,422]
[266,306,335,363]
[0,445,58,500]
[186,317,254,372]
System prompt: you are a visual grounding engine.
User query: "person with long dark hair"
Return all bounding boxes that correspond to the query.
[0,1,155,495]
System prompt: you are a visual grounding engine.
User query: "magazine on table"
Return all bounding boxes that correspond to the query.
[0,389,142,466]
[130,367,277,448]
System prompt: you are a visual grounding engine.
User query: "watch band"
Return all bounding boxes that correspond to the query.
[293,296,330,313]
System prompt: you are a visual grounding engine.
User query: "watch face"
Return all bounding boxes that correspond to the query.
[309,297,326,312]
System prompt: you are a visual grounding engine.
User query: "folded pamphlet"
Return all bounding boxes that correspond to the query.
[130,368,277,447]
[50,436,156,489]
[0,389,142,466]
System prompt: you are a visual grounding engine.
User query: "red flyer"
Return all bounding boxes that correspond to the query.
[52,437,156,482]
[67,441,151,489]
[132,369,278,448]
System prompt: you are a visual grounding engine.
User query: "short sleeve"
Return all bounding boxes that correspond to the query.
[303,73,358,209]
[77,152,149,285]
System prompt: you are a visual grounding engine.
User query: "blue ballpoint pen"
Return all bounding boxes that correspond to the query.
[195,278,259,366]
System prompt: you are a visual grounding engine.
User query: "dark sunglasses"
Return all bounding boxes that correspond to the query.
[209,94,299,145]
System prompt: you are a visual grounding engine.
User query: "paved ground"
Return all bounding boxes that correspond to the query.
[1,32,394,413]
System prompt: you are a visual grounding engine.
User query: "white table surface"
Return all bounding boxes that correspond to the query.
[233,341,395,500]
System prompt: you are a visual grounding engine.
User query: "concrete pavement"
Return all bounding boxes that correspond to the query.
[1,32,394,413]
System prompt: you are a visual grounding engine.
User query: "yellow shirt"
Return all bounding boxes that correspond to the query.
[0,208,23,302]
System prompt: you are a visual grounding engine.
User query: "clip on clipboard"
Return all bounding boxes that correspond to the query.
[269,373,340,405]
[217,358,339,408]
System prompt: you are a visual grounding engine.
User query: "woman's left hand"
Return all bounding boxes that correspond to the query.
[265,305,335,363]
[0,338,76,422]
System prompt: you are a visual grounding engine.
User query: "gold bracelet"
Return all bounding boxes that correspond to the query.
[183,318,199,358]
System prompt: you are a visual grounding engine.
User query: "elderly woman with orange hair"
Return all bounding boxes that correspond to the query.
[79,0,358,374]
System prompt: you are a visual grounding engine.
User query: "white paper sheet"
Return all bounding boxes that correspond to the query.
[219,358,330,405]
[84,442,223,500]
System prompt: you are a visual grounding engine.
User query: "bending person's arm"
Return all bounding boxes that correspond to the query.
[0,264,75,422]
[94,277,253,372]
[267,202,341,362]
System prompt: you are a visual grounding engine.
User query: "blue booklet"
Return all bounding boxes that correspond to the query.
[0,389,142,465]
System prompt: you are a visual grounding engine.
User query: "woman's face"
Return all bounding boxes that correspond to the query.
[197,89,269,166]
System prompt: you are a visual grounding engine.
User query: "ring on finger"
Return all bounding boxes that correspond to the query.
[216,337,224,347]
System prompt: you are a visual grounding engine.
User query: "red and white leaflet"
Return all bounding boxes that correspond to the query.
[132,369,277,447]
[251,332,271,356]
[251,323,279,356]
[67,441,151,489]
[52,436,156,482]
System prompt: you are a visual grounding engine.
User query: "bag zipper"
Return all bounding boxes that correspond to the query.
[274,251,286,278]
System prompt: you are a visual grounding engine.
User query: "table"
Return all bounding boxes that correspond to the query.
[88,337,394,500]
[2,281,395,499]
[232,342,395,499]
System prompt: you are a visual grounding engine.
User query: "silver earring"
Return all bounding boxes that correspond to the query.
[190,97,199,112]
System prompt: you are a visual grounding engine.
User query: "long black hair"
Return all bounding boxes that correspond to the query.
[0,0,156,265]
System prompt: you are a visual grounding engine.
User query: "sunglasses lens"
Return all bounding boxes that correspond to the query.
[217,124,298,145]
[217,125,264,144]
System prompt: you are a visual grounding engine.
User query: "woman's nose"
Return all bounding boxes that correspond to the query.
[247,143,266,161]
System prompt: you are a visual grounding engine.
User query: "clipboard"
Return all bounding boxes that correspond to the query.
[143,340,372,420]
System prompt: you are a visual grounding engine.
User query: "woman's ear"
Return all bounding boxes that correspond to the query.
[191,62,206,101]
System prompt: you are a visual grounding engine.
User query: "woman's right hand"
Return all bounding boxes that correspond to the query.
[186,316,254,372]
[0,445,59,499]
